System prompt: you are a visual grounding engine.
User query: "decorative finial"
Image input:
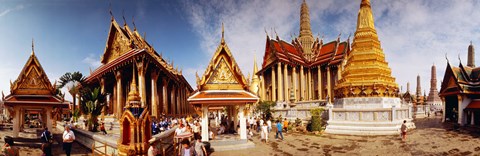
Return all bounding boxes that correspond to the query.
[122,10,127,26]
[471,40,473,45]
[458,53,462,63]
[109,2,114,21]
[221,22,225,44]
[132,16,137,31]
[264,27,268,37]
[31,38,35,55]
[445,53,449,62]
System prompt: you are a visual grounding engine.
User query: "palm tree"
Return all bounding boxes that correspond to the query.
[58,72,85,121]
[80,87,106,131]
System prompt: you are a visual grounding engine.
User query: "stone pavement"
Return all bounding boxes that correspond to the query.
[211,117,480,156]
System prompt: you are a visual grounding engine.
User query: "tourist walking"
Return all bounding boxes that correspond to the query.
[100,123,107,135]
[62,126,75,156]
[267,119,272,133]
[193,122,201,140]
[261,123,269,143]
[400,120,407,141]
[41,127,53,156]
[194,136,208,156]
[180,139,194,156]
[283,118,289,133]
[147,138,159,156]
[40,127,52,143]
[275,120,284,140]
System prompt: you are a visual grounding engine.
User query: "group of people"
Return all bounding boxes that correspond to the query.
[245,117,290,143]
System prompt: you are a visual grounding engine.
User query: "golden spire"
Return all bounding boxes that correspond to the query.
[299,0,314,61]
[335,0,398,98]
[357,0,375,30]
[221,22,225,44]
[253,54,259,77]
[127,64,141,103]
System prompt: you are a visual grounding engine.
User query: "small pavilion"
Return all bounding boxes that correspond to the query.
[188,26,259,142]
[2,45,69,137]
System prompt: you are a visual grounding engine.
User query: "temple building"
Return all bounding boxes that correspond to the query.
[188,26,259,143]
[440,42,480,126]
[84,16,193,120]
[426,64,443,112]
[256,0,350,105]
[2,44,70,137]
[325,0,414,135]
[402,82,414,104]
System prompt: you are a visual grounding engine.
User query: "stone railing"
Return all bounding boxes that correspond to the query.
[56,121,118,155]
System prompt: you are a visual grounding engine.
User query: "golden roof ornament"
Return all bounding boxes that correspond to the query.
[221,22,225,44]
[126,64,141,107]
[31,38,35,55]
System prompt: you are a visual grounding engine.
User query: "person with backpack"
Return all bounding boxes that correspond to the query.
[40,127,53,156]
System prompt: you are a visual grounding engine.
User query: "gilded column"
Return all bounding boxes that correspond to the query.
[115,70,123,118]
[162,79,168,114]
[284,64,289,102]
[318,67,323,100]
[307,69,313,100]
[100,77,106,119]
[300,66,305,101]
[293,66,298,101]
[337,66,342,80]
[112,81,117,115]
[272,67,276,101]
[277,62,284,101]
[136,60,148,108]
[326,66,332,103]
[151,70,160,118]
[260,75,265,100]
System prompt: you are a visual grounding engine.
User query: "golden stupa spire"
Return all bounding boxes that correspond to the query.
[127,64,141,106]
[299,0,314,61]
[335,0,398,98]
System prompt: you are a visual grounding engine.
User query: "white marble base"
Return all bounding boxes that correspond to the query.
[326,97,415,136]
[334,97,401,109]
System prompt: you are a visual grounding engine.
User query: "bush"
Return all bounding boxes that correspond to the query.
[310,108,324,132]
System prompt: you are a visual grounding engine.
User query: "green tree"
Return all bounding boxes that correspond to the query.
[80,87,106,131]
[254,101,276,120]
[58,72,86,121]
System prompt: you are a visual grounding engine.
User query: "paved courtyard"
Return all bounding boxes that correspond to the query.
[212,117,480,156]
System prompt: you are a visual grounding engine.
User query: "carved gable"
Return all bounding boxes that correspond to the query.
[101,20,132,64]
[11,54,55,95]
[207,58,239,84]
[198,41,248,90]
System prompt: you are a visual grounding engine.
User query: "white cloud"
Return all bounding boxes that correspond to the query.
[82,53,102,69]
[0,4,25,17]
[181,0,480,94]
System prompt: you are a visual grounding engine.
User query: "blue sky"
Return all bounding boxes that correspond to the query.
[1,0,480,100]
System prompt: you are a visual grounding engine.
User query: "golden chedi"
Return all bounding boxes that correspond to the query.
[335,0,398,98]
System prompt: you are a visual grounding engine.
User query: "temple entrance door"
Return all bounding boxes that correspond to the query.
[445,95,459,122]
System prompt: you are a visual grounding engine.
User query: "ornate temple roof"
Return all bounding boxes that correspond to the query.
[85,17,192,91]
[259,35,350,72]
[189,27,259,105]
[440,62,480,96]
[3,47,69,107]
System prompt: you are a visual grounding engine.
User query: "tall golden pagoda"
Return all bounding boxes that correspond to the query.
[335,0,398,98]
